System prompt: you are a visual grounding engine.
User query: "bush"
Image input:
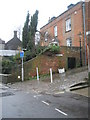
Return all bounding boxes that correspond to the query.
[2,60,13,74]
[24,50,36,61]
[35,45,46,55]
[49,45,60,53]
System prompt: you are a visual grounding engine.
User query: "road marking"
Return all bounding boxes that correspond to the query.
[34,95,36,98]
[55,91,65,94]
[34,95,41,98]
[42,101,49,106]
[55,108,67,116]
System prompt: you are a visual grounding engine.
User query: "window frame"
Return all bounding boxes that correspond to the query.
[44,31,48,42]
[66,38,72,47]
[65,18,71,32]
[54,26,57,37]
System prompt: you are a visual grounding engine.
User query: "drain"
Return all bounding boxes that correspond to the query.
[0,92,15,97]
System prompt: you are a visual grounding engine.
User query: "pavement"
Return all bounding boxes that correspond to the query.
[5,69,89,97]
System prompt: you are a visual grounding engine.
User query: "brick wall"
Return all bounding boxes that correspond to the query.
[85,1,90,70]
[7,46,82,83]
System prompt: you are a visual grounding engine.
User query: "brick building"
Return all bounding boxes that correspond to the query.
[0,39,5,50]
[40,1,88,66]
[85,0,90,79]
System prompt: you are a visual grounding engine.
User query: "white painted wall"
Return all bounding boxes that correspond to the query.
[0,50,19,56]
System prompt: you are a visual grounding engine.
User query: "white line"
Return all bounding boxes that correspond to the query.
[34,95,41,98]
[42,101,49,106]
[55,108,68,116]
[37,94,42,97]
[34,95,36,98]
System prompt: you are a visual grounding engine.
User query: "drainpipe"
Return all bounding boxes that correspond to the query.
[82,2,87,66]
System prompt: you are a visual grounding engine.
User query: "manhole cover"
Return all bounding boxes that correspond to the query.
[0,92,15,97]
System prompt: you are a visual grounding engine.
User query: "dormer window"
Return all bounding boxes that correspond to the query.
[66,18,71,32]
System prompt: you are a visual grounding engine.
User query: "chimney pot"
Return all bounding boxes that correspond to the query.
[14,31,17,37]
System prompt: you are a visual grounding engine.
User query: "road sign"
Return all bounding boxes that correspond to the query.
[86,31,90,36]
[20,51,24,58]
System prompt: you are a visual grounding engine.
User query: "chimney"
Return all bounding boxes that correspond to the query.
[14,31,17,38]
[48,17,51,23]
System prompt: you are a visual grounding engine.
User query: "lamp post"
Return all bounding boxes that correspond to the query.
[78,32,82,67]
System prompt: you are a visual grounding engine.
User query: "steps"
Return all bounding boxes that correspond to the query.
[69,81,89,91]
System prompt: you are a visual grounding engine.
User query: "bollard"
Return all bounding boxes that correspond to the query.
[36,67,39,81]
[50,68,53,83]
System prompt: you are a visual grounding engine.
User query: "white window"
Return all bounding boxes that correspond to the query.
[44,32,48,42]
[66,18,71,32]
[67,38,72,46]
[54,26,57,37]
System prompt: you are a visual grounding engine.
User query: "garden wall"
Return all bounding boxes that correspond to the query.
[6,46,85,83]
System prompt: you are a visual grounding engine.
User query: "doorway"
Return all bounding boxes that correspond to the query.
[68,57,76,69]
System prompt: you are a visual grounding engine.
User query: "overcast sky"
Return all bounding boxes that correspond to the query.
[0,0,84,42]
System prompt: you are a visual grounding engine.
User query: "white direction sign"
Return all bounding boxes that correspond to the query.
[86,31,90,36]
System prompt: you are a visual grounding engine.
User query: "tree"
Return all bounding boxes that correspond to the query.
[22,11,30,49]
[27,10,39,51]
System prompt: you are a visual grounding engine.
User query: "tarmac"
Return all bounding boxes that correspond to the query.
[6,69,89,97]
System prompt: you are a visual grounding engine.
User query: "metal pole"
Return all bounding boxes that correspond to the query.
[80,38,82,67]
[22,57,24,82]
[82,3,87,66]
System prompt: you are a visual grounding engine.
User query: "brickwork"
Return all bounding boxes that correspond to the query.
[7,47,81,83]
[85,1,90,73]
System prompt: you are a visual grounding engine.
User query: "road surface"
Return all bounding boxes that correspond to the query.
[0,85,88,119]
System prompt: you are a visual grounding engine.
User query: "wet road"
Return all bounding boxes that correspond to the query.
[0,87,88,119]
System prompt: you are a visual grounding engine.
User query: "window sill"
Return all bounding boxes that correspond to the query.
[65,29,71,33]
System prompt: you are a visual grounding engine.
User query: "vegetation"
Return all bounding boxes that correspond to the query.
[48,44,60,53]
[2,10,60,74]
[27,10,39,52]
[2,58,14,74]
[22,10,39,52]
[22,11,30,49]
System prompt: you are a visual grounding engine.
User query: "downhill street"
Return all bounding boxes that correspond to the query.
[0,85,88,118]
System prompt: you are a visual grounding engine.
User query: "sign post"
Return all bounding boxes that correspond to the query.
[20,51,24,82]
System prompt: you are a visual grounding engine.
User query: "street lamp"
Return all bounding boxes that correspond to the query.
[78,32,82,67]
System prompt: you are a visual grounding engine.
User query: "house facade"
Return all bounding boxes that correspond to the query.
[40,1,88,66]
[85,1,90,77]
[0,31,21,58]
[40,1,87,47]
[5,31,22,50]
[0,39,5,50]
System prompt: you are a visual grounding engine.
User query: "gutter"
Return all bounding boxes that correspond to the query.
[82,2,87,65]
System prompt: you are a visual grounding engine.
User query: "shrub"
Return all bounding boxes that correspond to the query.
[2,60,12,74]
[49,45,60,53]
